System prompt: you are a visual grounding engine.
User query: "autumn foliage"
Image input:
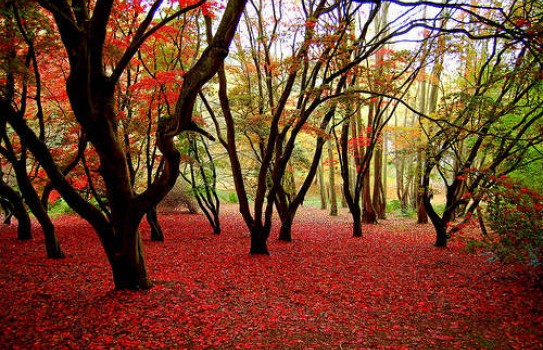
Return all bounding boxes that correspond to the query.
[1,206,542,348]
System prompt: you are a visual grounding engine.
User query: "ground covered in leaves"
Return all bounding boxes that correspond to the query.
[1,205,542,349]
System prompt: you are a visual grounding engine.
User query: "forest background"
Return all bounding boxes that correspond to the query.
[0,0,542,291]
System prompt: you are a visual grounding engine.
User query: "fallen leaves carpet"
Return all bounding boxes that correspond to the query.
[1,205,541,349]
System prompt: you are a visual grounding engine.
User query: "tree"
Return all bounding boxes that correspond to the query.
[0,174,31,239]
[208,0,357,252]
[180,134,221,234]
[337,39,424,236]
[0,1,64,257]
[421,32,543,246]
[3,0,248,289]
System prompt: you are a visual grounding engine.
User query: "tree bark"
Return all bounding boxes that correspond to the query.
[351,205,363,237]
[423,192,448,247]
[278,213,294,242]
[318,164,327,210]
[339,110,364,237]
[362,169,378,224]
[373,144,386,219]
[328,140,338,216]
[250,222,270,255]
[415,150,428,224]
[0,178,31,240]
[416,191,428,224]
[433,220,448,247]
[110,214,152,289]
[147,206,164,242]
[13,159,64,258]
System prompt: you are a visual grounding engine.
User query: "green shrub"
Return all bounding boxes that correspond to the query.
[386,199,402,212]
[482,179,543,269]
[218,191,238,204]
[49,198,74,215]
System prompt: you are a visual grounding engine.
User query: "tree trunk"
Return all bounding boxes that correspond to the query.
[478,206,488,236]
[373,145,386,219]
[317,164,327,210]
[147,206,164,242]
[109,215,152,290]
[328,140,338,216]
[0,179,31,240]
[352,205,363,237]
[278,213,293,242]
[14,160,64,258]
[250,222,270,255]
[423,176,450,248]
[434,220,448,247]
[17,179,63,257]
[275,186,292,241]
[425,200,448,247]
[362,170,378,224]
[0,197,13,225]
[416,192,428,224]
[415,150,428,224]
[39,212,65,259]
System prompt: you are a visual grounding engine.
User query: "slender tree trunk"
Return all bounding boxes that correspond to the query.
[395,158,407,212]
[276,186,292,241]
[13,159,64,258]
[373,145,386,219]
[29,198,64,258]
[185,137,221,234]
[338,107,364,237]
[417,192,428,224]
[415,150,428,223]
[478,206,488,236]
[0,197,13,225]
[0,179,31,240]
[382,131,388,216]
[318,164,327,210]
[362,168,377,224]
[328,140,338,216]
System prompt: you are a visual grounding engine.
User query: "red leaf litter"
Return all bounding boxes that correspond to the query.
[1,205,542,349]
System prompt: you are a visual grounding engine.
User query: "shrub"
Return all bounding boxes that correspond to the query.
[482,179,543,269]
[49,198,74,215]
[158,180,200,214]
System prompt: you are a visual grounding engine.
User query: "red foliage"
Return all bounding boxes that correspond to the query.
[0,205,542,348]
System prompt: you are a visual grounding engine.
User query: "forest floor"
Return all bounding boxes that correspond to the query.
[0,204,542,349]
